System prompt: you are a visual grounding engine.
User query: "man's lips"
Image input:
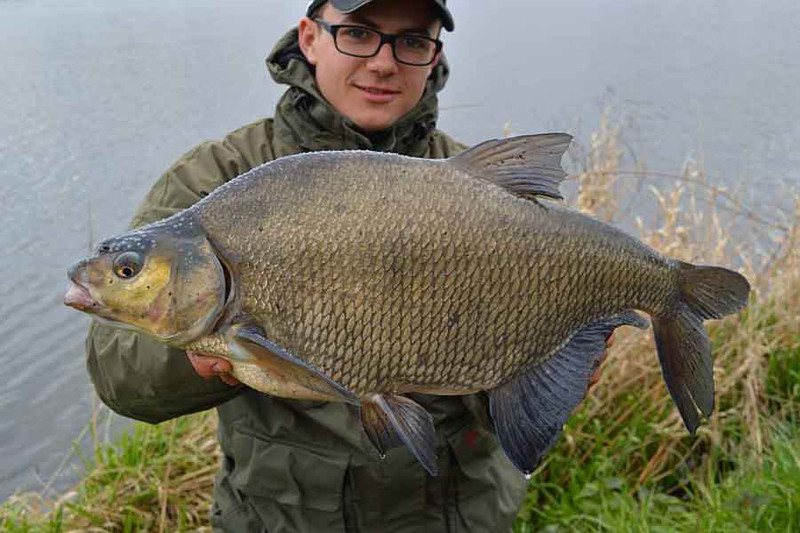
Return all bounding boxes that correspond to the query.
[354,84,401,102]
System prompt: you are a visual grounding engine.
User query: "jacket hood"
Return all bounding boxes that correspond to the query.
[265,28,450,157]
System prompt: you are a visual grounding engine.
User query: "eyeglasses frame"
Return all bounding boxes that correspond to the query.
[313,19,443,67]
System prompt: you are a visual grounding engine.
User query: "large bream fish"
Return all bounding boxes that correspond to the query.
[64,134,750,475]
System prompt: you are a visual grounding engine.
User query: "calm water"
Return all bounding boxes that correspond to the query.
[1,0,798,500]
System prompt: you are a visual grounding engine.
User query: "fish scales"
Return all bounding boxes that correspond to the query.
[192,151,673,395]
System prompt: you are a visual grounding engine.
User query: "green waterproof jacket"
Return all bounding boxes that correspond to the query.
[86,29,527,532]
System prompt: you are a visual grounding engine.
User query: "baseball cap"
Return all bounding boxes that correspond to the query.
[305,0,454,32]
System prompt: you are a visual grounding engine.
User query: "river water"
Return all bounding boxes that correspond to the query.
[1,0,798,501]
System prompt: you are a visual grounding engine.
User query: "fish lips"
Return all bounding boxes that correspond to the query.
[63,281,101,312]
[64,261,102,312]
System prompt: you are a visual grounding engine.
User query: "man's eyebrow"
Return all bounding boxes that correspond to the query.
[341,13,433,35]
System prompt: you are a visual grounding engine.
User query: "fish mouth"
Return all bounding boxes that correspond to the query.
[64,281,101,312]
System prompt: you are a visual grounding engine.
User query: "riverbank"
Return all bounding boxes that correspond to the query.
[2,121,798,531]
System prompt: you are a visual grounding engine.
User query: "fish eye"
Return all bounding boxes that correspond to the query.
[113,251,143,279]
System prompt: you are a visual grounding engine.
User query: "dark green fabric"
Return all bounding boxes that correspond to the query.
[86,27,526,532]
[305,0,455,32]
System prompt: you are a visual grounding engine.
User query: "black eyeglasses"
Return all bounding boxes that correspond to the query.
[314,19,442,67]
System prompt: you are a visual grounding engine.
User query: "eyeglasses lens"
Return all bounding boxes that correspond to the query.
[334,26,437,66]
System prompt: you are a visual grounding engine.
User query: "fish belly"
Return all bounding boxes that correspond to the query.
[231,360,344,401]
[185,334,345,401]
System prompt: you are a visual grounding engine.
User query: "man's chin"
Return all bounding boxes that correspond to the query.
[348,112,402,134]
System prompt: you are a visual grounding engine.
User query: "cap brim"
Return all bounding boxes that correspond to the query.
[329,0,454,31]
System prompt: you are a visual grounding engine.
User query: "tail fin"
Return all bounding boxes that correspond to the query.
[653,263,750,433]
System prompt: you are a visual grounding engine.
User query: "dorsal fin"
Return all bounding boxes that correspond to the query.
[449,133,572,201]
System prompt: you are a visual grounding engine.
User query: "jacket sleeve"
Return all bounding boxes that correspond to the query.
[86,119,276,424]
[428,129,468,159]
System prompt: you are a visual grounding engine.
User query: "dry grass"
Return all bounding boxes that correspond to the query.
[554,110,800,489]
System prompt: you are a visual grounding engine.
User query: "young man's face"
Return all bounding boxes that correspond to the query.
[299,0,442,133]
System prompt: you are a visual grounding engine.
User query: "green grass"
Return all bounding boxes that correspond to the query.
[767,340,800,414]
[512,341,800,533]
[513,422,800,533]
[1,412,218,532]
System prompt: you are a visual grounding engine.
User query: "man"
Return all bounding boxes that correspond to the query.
[86,1,607,530]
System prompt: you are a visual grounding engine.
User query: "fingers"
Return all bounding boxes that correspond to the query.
[187,351,227,377]
[218,372,241,386]
[588,356,605,388]
[186,351,240,385]
[606,332,615,348]
[588,333,616,391]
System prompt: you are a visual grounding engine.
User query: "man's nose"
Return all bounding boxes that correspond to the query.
[366,42,399,75]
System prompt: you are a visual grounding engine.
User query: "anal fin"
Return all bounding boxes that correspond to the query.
[489,311,648,474]
[227,321,359,405]
[360,394,439,476]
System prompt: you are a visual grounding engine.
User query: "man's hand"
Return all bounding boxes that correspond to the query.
[588,332,615,391]
[186,351,240,386]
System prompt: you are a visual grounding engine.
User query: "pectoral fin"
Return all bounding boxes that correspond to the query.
[360,394,439,476]
[489,311,648,474]
[227,321,359,405]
